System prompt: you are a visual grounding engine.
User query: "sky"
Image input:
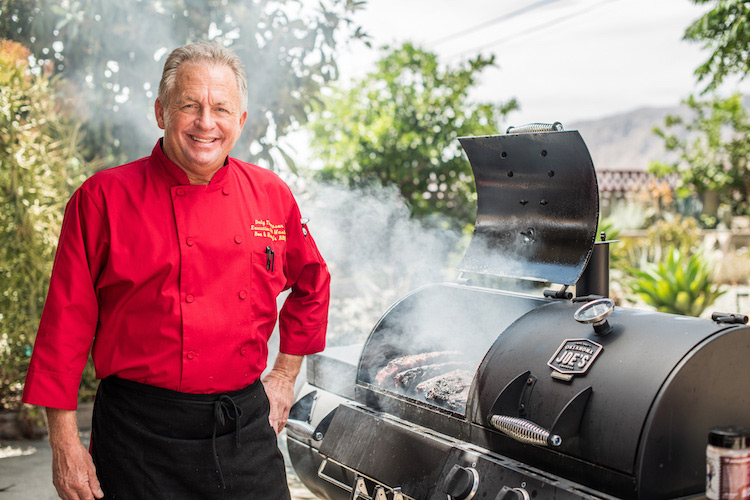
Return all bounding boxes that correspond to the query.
[328,0,747,129]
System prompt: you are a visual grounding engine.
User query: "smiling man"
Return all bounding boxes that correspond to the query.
[22,42,330,500]
[155,58,246,183]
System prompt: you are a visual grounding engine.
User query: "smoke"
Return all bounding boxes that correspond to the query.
[264,180,465,387]
[280,178,551,412]
[51,10,182,161]
[31,0,364,166]
[293,182,463,346]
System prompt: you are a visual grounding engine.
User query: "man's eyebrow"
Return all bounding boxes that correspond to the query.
[174,95,200,105]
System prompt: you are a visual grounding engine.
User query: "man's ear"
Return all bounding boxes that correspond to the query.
[155,99,166,130]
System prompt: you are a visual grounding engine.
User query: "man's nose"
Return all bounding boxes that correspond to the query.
[195,107,216,129]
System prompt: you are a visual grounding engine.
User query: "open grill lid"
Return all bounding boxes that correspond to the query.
[458,130,599,285]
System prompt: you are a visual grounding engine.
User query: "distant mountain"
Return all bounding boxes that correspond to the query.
[569,105,688,172]
[570,95,750,172]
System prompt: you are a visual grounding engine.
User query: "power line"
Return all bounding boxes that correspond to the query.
[444,0,618,62]
[429,0,563,46]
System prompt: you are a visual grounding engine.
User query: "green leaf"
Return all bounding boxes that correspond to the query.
[626,244,722,317]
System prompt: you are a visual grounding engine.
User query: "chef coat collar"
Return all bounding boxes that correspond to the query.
[152,139,231,186]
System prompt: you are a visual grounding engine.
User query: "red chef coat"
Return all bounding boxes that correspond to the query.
[22,141,330,410]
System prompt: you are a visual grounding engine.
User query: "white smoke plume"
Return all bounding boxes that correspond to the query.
[294,182,464,346]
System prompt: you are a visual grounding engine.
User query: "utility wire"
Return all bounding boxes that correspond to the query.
[429,0,563,46]
[444,0,618,62]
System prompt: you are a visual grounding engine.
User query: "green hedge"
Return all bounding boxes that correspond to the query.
[0,40,96,410]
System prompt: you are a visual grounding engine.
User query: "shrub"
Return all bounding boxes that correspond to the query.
[627,246,725,317]
[0,40,94,410]
[616,215,703,272]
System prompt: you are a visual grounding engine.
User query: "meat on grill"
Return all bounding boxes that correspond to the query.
[374,351,461,387]
[394,361,469,390]
[416,369,474,410]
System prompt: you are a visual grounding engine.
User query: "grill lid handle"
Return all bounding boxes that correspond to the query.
[488,373,593,448]
[489,414,562,447]
[506,122,564,134]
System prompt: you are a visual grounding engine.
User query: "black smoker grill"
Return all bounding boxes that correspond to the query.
[285,126,750,500]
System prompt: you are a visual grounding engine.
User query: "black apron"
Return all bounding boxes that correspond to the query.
[91,376,291,499]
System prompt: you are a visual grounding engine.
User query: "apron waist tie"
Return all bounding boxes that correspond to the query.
[212,394,244,489]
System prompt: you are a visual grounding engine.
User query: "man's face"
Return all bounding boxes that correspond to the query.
[155,62,247,183]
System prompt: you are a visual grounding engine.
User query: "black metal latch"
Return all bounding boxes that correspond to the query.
[711,312,749,325]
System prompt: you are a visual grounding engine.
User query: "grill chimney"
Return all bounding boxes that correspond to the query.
[576,232,614,298]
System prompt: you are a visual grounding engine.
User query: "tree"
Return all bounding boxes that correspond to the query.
[308,43,518,229]
[0,40,97,410]
[0,0,367,168]
[684,0,750,91]
[649,2,750,226]
[650,93,750,225]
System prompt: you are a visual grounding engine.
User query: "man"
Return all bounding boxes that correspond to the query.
[22,41,330,499]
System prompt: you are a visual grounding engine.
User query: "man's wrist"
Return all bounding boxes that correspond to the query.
[46,407,82,448]
[268,353,303,382]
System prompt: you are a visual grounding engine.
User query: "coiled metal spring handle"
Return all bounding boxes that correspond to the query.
[489,414,562,447]
[506,122,563,134]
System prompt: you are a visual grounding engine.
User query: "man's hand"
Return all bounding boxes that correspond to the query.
[261,353,303,435]
[46,408,104,500]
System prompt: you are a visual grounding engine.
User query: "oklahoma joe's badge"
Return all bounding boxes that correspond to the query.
[548,339,603,382]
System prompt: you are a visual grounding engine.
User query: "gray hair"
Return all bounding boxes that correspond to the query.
[158,41,248,113]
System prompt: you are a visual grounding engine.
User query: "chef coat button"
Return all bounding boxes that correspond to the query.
[234,235,242,244]
[186,350,197,360]
[186,237,195,246]
[176,188,186,196]
[238,290,248,300]
[240,346,248,356]
[186,294,195,303]
[222,188,230,196]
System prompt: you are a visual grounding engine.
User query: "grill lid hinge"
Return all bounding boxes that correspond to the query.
[543,285,572,300]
